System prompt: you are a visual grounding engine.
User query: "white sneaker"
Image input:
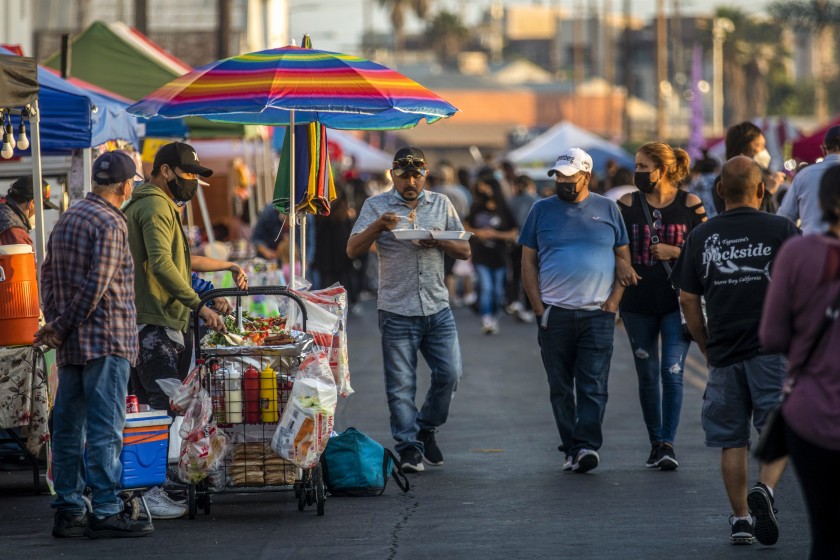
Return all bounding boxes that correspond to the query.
[516,310,535,323]
[142,486,187,519]
[481,315,494,334]
[489,317,500,335]
[463,292,477,306]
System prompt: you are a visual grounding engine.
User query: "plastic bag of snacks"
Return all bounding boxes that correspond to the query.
[287,286,353,397]
[173,381,229,483]
[271,352,337,469]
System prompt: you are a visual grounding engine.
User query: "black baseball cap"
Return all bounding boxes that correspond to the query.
[392,146,428,177]
[8,177,58,210]
[152,142,213,177]
[92,151,143,185]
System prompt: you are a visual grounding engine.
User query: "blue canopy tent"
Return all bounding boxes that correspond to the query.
[0,46,141,155]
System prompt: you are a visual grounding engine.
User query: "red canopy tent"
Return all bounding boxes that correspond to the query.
[792,115,840,163]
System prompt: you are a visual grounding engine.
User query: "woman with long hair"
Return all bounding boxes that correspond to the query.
[759,165,840,559]
[465,175,518,334]
[617,142,706,470]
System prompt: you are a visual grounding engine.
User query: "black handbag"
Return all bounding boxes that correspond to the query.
[753,282,840,462]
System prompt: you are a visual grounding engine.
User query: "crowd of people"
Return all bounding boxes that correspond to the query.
[2,122,838,557]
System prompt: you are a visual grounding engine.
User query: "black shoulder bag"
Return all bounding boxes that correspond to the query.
[636,192,693,339]
[754,284,840,462]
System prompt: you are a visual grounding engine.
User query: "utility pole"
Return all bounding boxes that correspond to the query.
[217,0,232,60]
[604,0,616,139]
[622,0,632,142]
[712,17,734,136]
[134,0,148,35]
[656,0,667,139]
[573,0,585,120]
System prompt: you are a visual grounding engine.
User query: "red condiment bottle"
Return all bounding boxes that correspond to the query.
[243,365,260,423]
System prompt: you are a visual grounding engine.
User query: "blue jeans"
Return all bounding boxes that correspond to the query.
[475,264,506,317]
[379,308,463,455]
[537,306,615,457]
[52,356,129,517]
[621,311,690,445]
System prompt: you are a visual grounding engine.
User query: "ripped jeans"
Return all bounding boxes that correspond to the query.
[621,311,690,445]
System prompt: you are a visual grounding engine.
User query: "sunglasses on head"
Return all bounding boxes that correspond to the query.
[393,156,427,169]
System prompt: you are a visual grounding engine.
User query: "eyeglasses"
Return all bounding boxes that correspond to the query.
[652,208,663,231]
[393,156,427,169]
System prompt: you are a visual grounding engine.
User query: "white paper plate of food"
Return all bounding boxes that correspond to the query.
[392,229,432,240]
[430,230,473,240]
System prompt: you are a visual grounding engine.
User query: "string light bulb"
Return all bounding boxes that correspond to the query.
[1,115,14,159]
[3,120,15,151]
[16,117,29,151]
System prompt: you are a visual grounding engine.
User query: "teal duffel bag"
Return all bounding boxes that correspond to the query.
[320,427,409,496]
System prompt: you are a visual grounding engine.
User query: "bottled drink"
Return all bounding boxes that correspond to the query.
[210,362,226,423]
[243,365,261,423]
[259,364,279,423]
[224,368,243,423]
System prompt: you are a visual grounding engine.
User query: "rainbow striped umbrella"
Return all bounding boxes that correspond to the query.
[126,45,458,130]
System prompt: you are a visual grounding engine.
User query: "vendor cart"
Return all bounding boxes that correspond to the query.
[186,286,327,519]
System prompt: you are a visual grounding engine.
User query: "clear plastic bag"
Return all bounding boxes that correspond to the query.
[155,365,202,414]
[178,422,229,484]
[288,286,354,397]
[271,352,337,469]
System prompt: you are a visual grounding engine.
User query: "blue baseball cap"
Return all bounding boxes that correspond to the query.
[92,151,143,185]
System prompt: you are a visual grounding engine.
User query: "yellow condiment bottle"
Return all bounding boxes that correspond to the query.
[259,365,279,422]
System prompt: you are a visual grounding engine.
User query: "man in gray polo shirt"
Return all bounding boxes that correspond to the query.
[347,147,471,472]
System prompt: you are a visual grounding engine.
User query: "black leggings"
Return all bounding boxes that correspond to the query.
[785,424,840,560]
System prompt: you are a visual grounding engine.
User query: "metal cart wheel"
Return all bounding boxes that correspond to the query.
[200,481,211,515]
[187,484,197,520]
[122,491,141,520]
[313,463,326,516]
[295,480,305,512]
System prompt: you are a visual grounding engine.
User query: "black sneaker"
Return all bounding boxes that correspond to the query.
[748,482,779,545]
[52,511,88,538]
[730,516,755,545]
[84,512,154,539]
[417,429,444,466]
[656,443,679,471]
[399,448,425,473]
[645,443,661,468]
[571,448,599,473]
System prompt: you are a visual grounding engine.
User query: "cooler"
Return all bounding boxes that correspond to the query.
[0,244,39,347]
[120,411,173,489]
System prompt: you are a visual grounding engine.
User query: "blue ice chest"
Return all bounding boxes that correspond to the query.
[120,412,173,489]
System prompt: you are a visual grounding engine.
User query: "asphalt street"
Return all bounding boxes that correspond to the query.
[0,302,810,559]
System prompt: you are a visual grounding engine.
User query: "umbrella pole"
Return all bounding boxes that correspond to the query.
[288,111,296,288]
[300,214,307,281]
[30,101,46,270]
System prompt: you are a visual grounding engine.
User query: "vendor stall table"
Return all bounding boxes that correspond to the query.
[0,345,50,493]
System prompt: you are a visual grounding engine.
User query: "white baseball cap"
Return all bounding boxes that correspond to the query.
[548,148,593,177]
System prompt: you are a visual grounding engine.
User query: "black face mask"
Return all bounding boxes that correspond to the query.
[167,174,199,203]
[555,179,580,202]
[634,171,658,194]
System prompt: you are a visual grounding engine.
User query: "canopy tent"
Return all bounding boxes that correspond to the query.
[42,21,249,139]
[272,127,392,173]
[506,121,634,174]
[0,46,140,154]
[792,115,840,164]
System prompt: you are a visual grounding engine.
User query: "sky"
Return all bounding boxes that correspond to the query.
[288,0,771,54]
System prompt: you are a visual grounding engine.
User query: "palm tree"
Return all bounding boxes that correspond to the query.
[707,8,787,123]
[425,10,469,67]
[377,0,433,58]
[769,0,840,122]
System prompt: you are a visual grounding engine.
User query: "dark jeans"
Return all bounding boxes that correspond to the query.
[785,423,840,560]
[621,311,690,445]
[537,306,615,457]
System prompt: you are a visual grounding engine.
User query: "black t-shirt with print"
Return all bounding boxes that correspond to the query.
[466,207,515,268]
[670,208,800,367]
[619,190,705,315]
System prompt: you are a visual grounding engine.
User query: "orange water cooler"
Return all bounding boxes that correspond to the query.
[0,244,39,346]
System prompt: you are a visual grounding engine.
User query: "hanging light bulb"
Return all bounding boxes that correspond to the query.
[16,116,29,151]
[1,115,14,159]
[3,118,16,151]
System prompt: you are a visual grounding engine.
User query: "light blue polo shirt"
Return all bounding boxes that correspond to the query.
[518,193,628,310]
